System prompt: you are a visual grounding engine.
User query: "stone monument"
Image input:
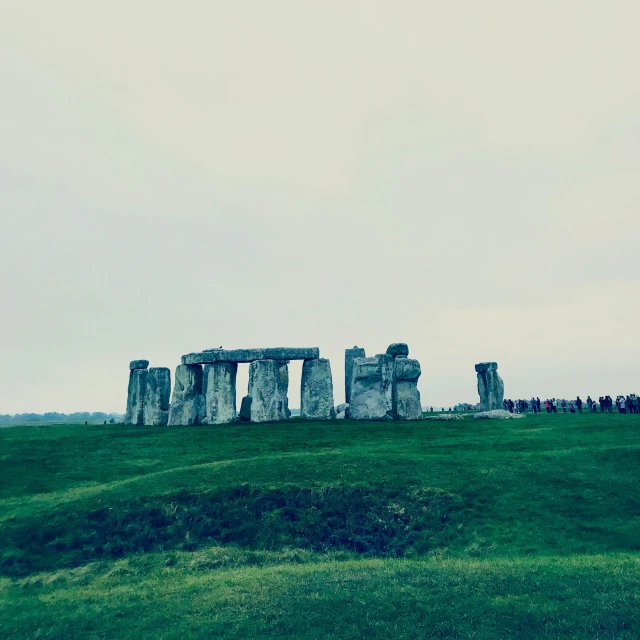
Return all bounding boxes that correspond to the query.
[475,362,504,411]
[300,358,335,420]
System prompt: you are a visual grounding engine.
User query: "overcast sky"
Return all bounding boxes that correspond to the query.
[1,1,639,414]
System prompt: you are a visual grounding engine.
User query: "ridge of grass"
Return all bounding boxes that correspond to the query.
[1,412,639,637]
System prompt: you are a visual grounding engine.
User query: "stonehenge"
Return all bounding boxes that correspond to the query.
[247,359,291,423]
[143,368,171,426]
[344,346,366,405]
[168,364,203,426]
[347,344,422,421]
[202,362,237,424]
[393,356,422,420]
[125,366,148,426]
[475,362,504,411]
[125,342,430,426]
[301,359,335,420]
[349,354,394,420]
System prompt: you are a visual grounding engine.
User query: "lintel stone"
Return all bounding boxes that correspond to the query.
[182,347,319,365]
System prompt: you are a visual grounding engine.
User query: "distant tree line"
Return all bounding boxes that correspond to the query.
[0,412,124,425]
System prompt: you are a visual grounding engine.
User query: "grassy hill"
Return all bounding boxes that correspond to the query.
[1,412,639,638]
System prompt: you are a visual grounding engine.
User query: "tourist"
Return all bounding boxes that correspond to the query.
[587,396,593,411]
[576,396,583,413]
[545,399,551,413]
[552,399,558,413]
[561,399,567,413]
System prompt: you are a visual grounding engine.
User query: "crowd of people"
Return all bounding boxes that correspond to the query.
[501,395,640,414]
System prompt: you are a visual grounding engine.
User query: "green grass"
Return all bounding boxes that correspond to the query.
[1,412,639,638]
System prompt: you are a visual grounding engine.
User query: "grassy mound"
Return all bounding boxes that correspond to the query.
[1,412,639,638]
[1,485,459,576]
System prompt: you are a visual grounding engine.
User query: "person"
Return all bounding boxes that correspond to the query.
[587,396,593,412]
[561,399,567,413]
[508,399,515,413]
[429,407,433,413]
[537,397,542,412]
[576,396,583,413]
[569,402,576,413]
[592,399,598,413]
[552,399,558,413]
[530,397,537,413]
[545,399,551,413]
[619,396,626,414]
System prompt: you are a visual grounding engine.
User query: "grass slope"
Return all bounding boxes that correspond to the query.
[1,412,639,638]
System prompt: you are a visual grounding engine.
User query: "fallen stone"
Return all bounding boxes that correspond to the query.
[125,368,148,425]
[238,395,252,422]
[393,357,422,420]
[168,364,204,426]
[129,360,149,370]
[386,343,409,358]
[344,347,366,405]
[143,367,171,426]
[476,362,504,411]
[301,359,335,420]
[474,409,525,420]
[349,354,394,420]
[248,359,291,423]
[182,347,319,365]
[202,362,237,424]
[424,414,465,421]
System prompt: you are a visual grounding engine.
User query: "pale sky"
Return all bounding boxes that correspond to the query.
[1,1,639,414]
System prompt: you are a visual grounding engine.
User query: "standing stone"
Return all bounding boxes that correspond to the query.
[393,357,422,420]
[168,364,204,426]
[238,395,252,422]
[349,354,394,420]
[248,359,291,423]
[202,362,238,424]
[345,346,366,405]
[143,367,171,426]
[125,368,148,425]
[386,343,409,358]
[300,358,335,420]
[335,403,348,419]
[475,362,504,411]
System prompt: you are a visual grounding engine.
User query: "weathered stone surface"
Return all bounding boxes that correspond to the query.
[202,362,237,424]
[238,396,252,422]
[476,362,504,411]
[129,360,149,370]
[248,360,291,423]
[393,357,422,420]
[125,368,148,425]
[300,359,335,420]
[182,347,319,365]
[344,346,366,404]
[143,367,171,426]
[168,364,203,426]
[475,362,498,373]
[335,402,348,419]
[386,343,409,358]
[349,354,394,420]
[474,409,525,420]
[424,414,465,421]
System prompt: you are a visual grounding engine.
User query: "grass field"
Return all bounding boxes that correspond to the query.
[1,412,639,638]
